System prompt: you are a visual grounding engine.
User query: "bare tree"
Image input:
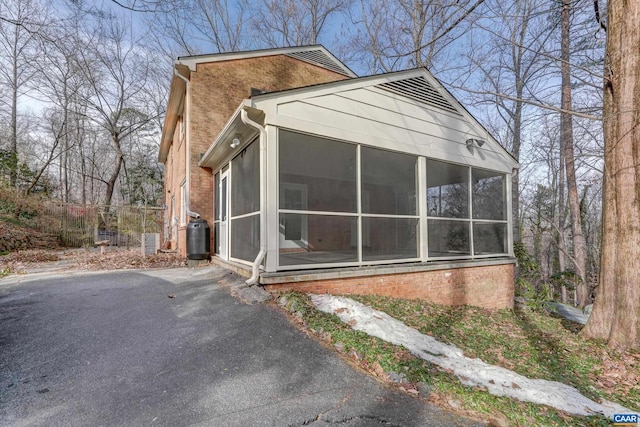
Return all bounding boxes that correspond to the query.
[252,0,349,48]
[74,17,158,206]
[350,0,485,74]
[559,0,588,306]
[147,1,199,56]
[462,0,555,245]
[193,0,248,51]
[146,0,249,56]
[521,118,560,286]
[109,0,168,13]
[23,108,68,196]
[0,0,48,187]
[32,16,88,202]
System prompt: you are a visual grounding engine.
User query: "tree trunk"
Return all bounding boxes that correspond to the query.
[62,80,70,203]
[80,130,87,205]
[105,133,124,207]
[10,24,19,188]
[557,152,567,303]
[582,0,640,351]
[512,92,523,244]
[26,117,65,196]
[560,0,588,307]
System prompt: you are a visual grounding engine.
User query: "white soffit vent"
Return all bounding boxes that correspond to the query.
[377,76,460,115]
[286,49,353,76]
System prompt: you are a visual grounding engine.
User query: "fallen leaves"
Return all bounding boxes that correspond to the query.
[0,248,187,275]
[372,361,388,379]
[0,222,60,253]
[1,249,63,274]
[1,249,61,263]
[68,249,187,271]
[593,350,640,396]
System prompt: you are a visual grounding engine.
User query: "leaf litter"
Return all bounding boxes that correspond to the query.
[1,248,186,275]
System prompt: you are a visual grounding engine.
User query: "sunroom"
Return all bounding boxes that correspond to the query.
[199,68,517,306]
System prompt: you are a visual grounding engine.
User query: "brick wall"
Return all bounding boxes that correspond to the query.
[264,263,515,310]
[163,119,187,250]
[162,54,350,256]
[182,54,350,256]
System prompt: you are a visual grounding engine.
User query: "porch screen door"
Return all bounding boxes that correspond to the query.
[279,183,308,250]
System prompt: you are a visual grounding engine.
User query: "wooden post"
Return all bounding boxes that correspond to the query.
[95,239,110,255]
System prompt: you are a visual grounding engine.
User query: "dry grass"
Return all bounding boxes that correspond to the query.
[276,292,640,427]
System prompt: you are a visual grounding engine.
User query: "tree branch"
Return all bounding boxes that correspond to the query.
[451,84,602,121]
[109,0,162,13]
[593,0,607,33]
[388,0,486,60]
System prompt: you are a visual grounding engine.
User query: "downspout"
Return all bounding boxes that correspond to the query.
[241,108,267,285]
[174,67,201,219]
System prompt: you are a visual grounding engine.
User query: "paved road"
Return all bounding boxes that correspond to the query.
[0,267,481,427]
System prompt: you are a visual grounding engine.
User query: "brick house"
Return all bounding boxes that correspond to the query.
[159,46,519,309]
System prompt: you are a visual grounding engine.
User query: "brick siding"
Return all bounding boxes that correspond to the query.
[164,54,350,255]
[264,263,515,310]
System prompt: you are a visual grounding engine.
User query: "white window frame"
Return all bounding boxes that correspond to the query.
[425,162,509,260]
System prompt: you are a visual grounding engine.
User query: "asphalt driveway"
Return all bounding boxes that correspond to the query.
[0,266,480,426]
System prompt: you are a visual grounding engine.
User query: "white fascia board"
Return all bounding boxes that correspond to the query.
[199,103,245,168]
[175,45,356,77]
[176,47,314,70]
[198,100,261,170]
[158,70,187,163]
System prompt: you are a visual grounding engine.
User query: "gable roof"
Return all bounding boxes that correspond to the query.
[249,68,461,114]
[176,45,356,77]
[200,68,518,172]
[158,45,356,163]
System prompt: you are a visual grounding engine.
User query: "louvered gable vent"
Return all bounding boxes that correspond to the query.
[286,49,352,76]
[377,76,460,115]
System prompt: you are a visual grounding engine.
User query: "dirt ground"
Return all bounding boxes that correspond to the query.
[0,248,188,276]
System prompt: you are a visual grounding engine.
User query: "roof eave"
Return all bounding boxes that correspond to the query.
[199,101,262,170]
[158,64,189,163]
[176,45,357,78]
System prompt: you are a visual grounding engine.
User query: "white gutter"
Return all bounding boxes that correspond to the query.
[174,67,200,219]
[241,108,267,285]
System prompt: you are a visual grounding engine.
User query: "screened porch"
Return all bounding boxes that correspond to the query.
[212,128,510,272]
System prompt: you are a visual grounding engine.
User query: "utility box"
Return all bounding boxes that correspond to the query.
[187,219,210,260]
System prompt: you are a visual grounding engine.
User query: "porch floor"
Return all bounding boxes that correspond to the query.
[279,249,417,266]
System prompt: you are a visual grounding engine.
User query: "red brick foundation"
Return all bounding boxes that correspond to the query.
[264,262,515,310]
